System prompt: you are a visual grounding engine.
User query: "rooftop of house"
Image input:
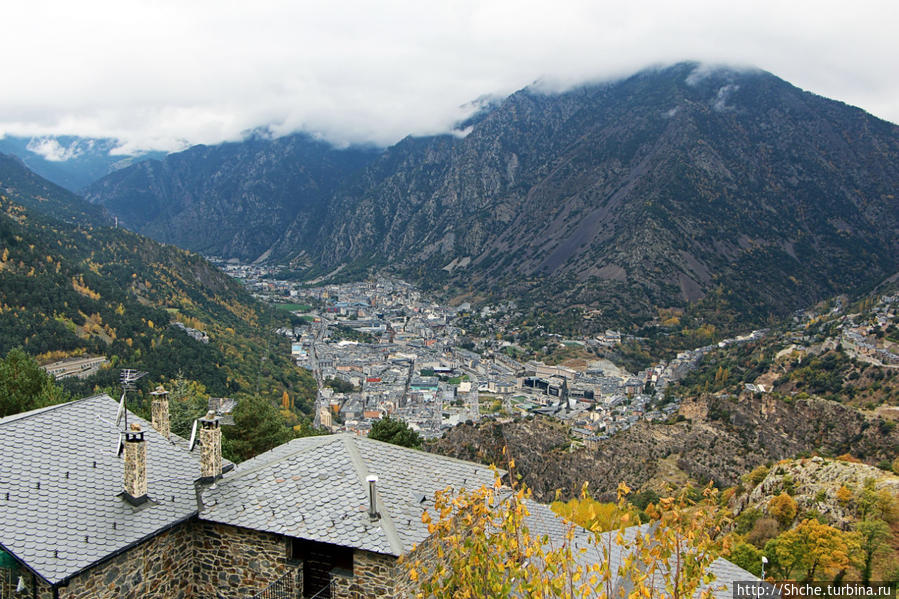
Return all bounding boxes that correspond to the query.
[1,396,757,595]
[0,395,204,585]
[198,433,498,556]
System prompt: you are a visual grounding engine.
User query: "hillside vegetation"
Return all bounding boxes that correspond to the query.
[0,154,315,415]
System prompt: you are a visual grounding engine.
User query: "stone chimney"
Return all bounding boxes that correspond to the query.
[150,385,170,440]
[199,411,222,483]
[123,423,148,505]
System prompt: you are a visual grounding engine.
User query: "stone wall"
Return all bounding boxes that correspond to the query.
[331,549,402,599]
[5,521,408,599]
[57,521,195,599]
[193,521,295,598]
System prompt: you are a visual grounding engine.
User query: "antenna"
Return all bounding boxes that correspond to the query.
[116,369,147,430]
[188,419,199,451]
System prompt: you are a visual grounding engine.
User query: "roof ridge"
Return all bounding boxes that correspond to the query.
[341,435,404,555]
[355,434,505,475]
[0,393,114,426]
[220,434,339,482]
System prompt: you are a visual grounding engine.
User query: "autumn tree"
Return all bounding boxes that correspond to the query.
[405,467,728,599]
[768,492,798,529]
[746,517,780,548]
[764,519,858,581]
[836,485,853,506]
[551,493,639,533]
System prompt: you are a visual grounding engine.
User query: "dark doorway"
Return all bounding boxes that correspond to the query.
[290,538,353,598]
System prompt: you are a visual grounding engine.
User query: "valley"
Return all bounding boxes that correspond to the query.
[1,57,898,593]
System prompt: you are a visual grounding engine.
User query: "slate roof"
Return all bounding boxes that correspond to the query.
[199,434,498,556]
[0,395,205,585]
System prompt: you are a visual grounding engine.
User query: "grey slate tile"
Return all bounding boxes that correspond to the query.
[0,395,206,584]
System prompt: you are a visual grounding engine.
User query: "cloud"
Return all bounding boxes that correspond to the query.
[0,0,897,154]
[25,137,84,162]
[711,84,740,112]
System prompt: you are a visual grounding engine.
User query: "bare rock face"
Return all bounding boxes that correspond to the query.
[427,394,899,502]
[300,63,898,324]
[737,457,899,529]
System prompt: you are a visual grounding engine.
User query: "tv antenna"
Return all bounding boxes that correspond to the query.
[115,368,147,430]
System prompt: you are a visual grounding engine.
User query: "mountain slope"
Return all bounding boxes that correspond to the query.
[295,63,898,325]
[0,154,315,407]
[83,133,377,261]
[428,394,899,502]
[85,63,899,329]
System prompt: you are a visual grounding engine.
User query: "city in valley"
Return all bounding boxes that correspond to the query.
[217,260,769,443]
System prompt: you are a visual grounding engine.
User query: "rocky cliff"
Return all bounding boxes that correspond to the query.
[428,394,899,502]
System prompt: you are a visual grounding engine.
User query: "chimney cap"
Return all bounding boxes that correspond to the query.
[199,411,220,429]
[150,385,168,396]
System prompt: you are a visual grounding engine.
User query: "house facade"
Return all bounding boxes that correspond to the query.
[0,394,495,598]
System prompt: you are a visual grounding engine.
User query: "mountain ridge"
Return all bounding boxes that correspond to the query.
[84,63,899,330]
[83,133,378,260]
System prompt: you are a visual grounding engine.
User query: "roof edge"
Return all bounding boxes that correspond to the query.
[342,435,404,555]
[52,512,199,587]
[0,394,114,426]
[0,540,54,587]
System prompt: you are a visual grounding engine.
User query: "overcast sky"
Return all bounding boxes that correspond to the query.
[1,0,897,156]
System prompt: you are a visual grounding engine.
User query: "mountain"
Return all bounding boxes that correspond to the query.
[0,153,315,408]
[83,133,377,261]
[87,63,899,329]
[0,135,162,191]
[298,63,898,324]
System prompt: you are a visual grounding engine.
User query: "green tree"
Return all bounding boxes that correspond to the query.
[368,416,422,449]
[0,348,69,417]
[166,375,210,438]
[727,541,764,577]
[853,519,893,584]
[222,395,292,462]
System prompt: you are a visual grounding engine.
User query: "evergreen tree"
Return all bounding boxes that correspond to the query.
[0,348,69,417]
[223,395,292,462]
[369,416,422,449]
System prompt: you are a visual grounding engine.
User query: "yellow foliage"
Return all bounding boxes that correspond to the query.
[768,492,798,529]
[404,470,728,599]
[551,496,637,533]
[71,276,101,300]
[769,519,858,580]
[836,485,853,505]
